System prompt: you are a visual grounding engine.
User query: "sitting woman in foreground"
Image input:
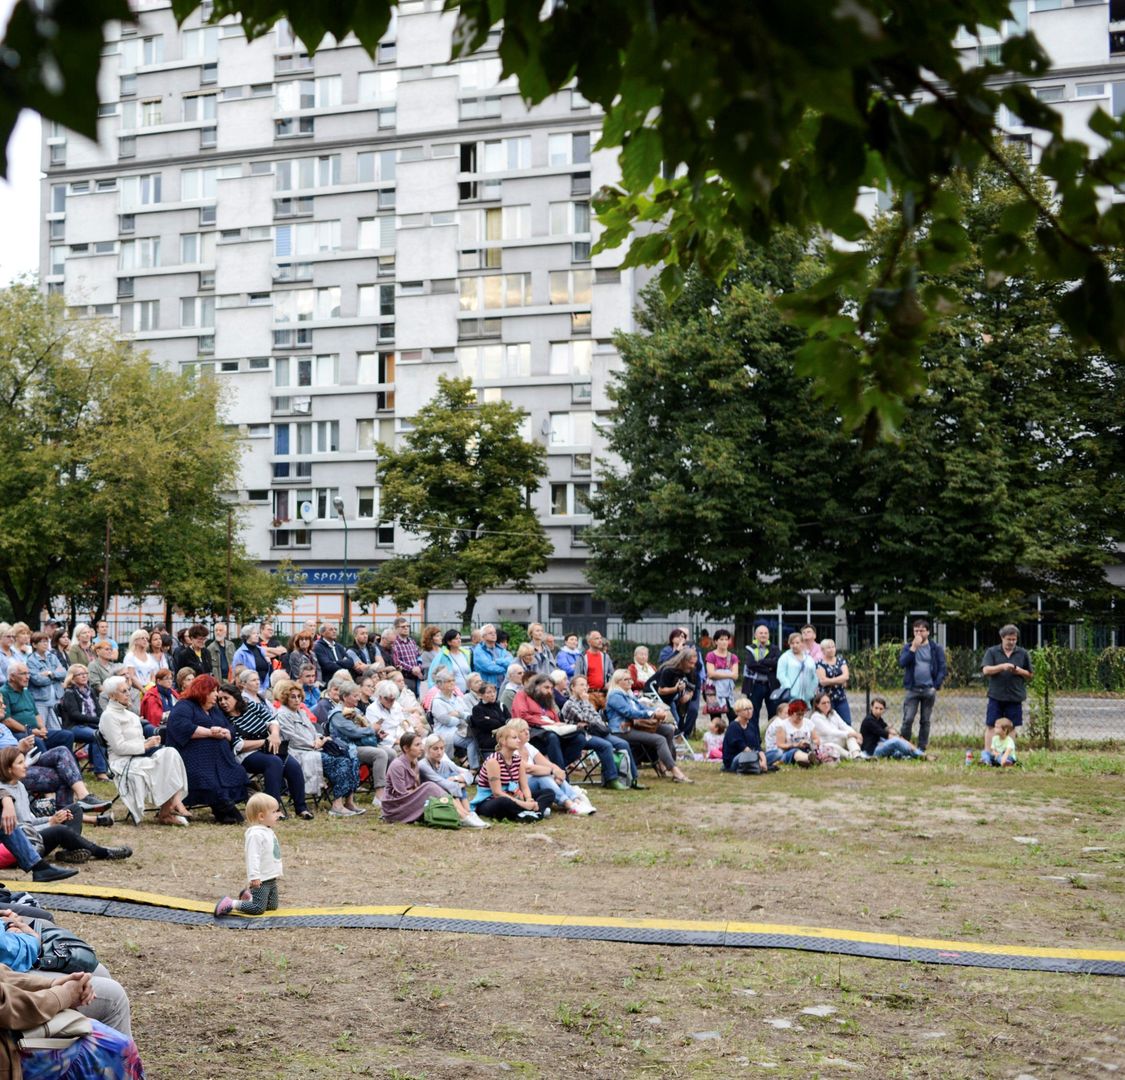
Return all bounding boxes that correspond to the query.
[763,700,820,767]
[469,723,554,822]
[604,669,692,783]
[417,734,489,829]
[382,731,473,825]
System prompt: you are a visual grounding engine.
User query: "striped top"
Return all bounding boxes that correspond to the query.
[475,749,521,790]
[234,696,276,740]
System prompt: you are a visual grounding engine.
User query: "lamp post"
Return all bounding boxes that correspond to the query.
[332,495,349,639]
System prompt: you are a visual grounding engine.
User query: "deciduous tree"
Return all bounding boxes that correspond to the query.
[353,375,551,624]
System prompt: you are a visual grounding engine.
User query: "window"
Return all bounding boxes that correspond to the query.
[548,132,591,167]
[357,487,375,518]
[356,351,395,387]
[183,94,217,122]
[458,273,532,311]
[49,143,65,165]
[120,75,136,98]
[358,70,398,103]
[276,116,314,137]
[460,97,501,120]
[181,26,219,62]
[273,197,314,217]
[275,155,341,191]
[274,354,339,387]
[119,35,164,69]
[549,411,593,446]
[273,261,313,281]
[136,299,159,331]
[119,237,160,270]
[119,174,162,209]
[275,76,341,112]
[458,343,531,379]
[180,296,215,328]
[460,205,531,244]
[180,232,216,264]
[139,99,162,126]
[49,220,65,241]
[1034,85,1065,103]
[274,220,341,255]
[549,482,592,516]
[549,269,593,305]
[356,150,396,183]
[273,287,340,322]
[1077,83,1107,98]
[549,340,593,376]
[357,284,396,318]
[549,200,591,235]
[308,421,339,453]
[180,166,228,200]
[50,184,66,214]
[118,277,134,299]
[472,136,530,172]
[49,247,66,276]
[358,216,396,250]
[458,58,503,93]
[356,420,376,451]
[573,452,592,474]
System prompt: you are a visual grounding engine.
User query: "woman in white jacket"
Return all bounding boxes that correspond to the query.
[809,690,862,760]
[98,675,190,825]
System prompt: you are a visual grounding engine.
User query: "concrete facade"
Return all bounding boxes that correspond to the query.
[40,0,642,626]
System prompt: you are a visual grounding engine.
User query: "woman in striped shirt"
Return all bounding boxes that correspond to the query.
[469,723,553,822]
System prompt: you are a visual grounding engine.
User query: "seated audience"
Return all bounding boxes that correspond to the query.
[469,681,507,755]
[604,669,692,782]
[382,731,468,824]
[560,675,637,789]
[860,695,927,760]
[764,700,820,766]
[429,669,480,769]
[326,680,389,807]
[722,698,769,773]
[469,723,554,822]
[511,720,595,815]
[57,665,111,779]
[810,690,862,759]
[417,733,489,828]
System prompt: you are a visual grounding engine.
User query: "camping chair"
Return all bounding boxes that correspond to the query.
[566,747,602,784]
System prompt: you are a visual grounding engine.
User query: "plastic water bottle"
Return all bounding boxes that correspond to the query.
[964,749,974,767]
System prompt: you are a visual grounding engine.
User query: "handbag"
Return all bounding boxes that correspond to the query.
[320,738,349,758]
[630,714,661,733]
[702,683,725,716]
[19,1008,93,1050]
[767,666,803,712]
[422,796,461,829]
[733,749,761,775]
[32,921,99,973]
[540,722,578,737]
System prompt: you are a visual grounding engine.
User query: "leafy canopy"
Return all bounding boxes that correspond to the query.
[0,283,297,622]
[5,1,1125,429]
[588,154,1125,621]
[353,375,551,624]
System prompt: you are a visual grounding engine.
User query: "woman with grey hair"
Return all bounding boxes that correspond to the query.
[366,679,408,748]
[232,623,271,685]
[430,668,480,769]
[326,680,389,807]
[98,675,191,825]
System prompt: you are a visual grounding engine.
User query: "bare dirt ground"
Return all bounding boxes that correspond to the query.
[30,749,1125,1078]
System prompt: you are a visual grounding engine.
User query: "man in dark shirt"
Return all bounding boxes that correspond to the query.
[741,624,780,730]
[859,696,925,759]
[980,624,1034,756]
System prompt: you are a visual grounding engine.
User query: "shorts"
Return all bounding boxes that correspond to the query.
[985,699,1023,727]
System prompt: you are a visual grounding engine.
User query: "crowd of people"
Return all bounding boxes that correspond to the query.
[0,614,1033,879]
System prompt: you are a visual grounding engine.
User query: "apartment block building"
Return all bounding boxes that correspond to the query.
[39,0,646,629]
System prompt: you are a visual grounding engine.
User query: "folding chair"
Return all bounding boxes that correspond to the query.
[566,748,601,784]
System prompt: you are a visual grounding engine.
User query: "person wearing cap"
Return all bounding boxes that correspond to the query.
[763,700,820,767]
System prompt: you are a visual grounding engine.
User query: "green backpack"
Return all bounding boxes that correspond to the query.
[422,796,461,829]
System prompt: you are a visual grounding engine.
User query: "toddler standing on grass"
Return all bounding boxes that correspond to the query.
[214,793,283,917]
[982,717,1018,766]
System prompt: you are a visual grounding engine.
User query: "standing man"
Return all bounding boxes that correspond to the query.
[578,630,613,710]
[314,622,356,682]
[528,623,556,676]
[472,624,513,689]
[207,622,237,682]
[980,624,1034,755]
[93,620,119,662]
[800,624,823,663]
[741,623,780,731]
[375,627,397,669]
[391,617,424,692]
[897,618,946,752]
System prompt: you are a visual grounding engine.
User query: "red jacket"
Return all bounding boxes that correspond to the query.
[140,684,177,728]
[510,690,558,728]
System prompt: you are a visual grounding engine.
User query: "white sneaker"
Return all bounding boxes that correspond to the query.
[463,812,491,829]
[576,799,596,816]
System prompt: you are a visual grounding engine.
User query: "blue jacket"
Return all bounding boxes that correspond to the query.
[605,688,656,734]
[26,651,65,707]
[471,642,512,688]
[898,642,947,690]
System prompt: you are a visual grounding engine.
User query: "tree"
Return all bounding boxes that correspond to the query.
[5,1,1125,429]
[589,155,1125,620]
[353,376,551,624]
[0,282,295,623]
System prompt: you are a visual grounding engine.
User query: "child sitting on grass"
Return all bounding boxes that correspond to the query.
[702,715,727,760]
[214,792,282,917]
[982,717,1018,766]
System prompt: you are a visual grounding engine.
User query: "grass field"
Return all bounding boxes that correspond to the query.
[48,748,1125,1078]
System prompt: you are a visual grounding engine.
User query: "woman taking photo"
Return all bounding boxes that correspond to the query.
[605,669,692,783]
[99,675,191,825]
[164,674,248,824]
[655,649,699,738]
